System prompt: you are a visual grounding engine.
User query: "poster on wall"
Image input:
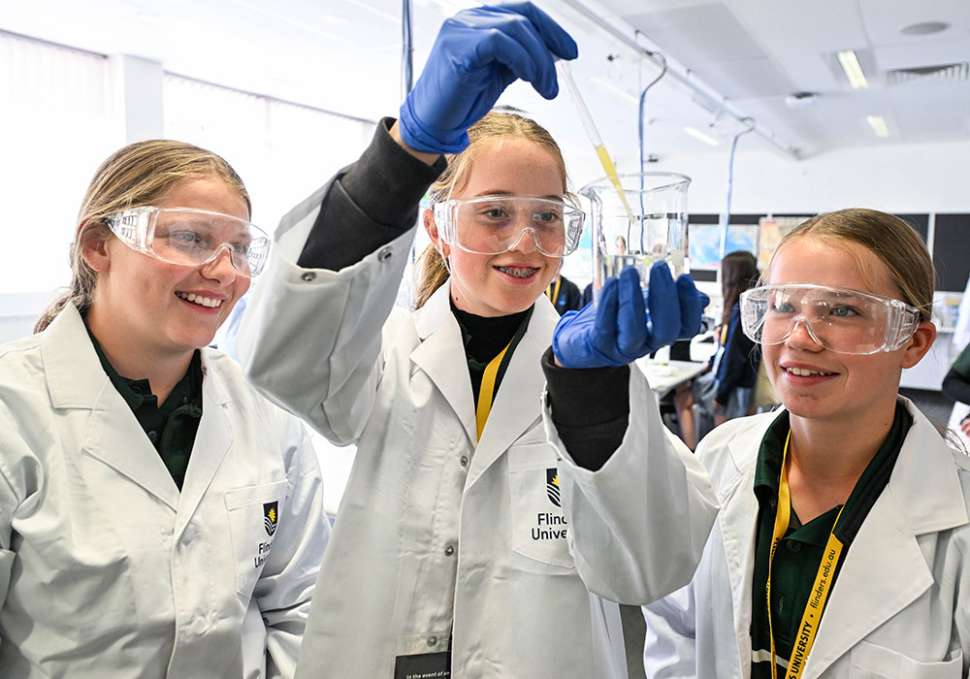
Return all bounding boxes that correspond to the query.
[757,216,810,270]
[688,223,759,269]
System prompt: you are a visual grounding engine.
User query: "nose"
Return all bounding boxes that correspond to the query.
[199,245,239,286]
[785,317,824,352]
[509,227,539,255]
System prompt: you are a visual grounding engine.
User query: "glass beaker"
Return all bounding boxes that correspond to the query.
[579,172,690,296]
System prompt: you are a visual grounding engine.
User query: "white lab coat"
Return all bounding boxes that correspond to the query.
[643,400,970,679]
[541,365,719,607]
[238,182,718,678]
[0,305,329,679]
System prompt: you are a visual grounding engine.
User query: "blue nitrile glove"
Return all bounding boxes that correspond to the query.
[398,2,578,154]
[553,263,710,369]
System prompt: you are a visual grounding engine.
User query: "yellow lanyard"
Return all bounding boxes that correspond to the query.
[546,278,562,306]
[767,432,845,679]
[475,341,512,440]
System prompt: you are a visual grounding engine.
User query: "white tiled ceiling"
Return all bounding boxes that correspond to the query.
[591,0,970,154]
[0,0,966,160]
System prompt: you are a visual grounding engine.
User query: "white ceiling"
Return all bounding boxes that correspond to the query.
[594,0,970,155]
[0,0,968,166]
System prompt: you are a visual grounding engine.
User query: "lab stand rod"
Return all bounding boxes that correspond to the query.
[557,0,802,160]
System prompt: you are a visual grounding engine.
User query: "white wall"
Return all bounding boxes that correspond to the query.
[652,139,970,215]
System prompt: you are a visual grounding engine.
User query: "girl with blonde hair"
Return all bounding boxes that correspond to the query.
[0,139,328,678]
[239,4,716,677]
[634,208,970,677]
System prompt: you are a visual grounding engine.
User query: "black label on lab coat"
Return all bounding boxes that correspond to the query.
[394,652,450,679]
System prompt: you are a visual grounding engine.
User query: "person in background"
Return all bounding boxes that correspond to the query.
[643,209,970,677]
[0,140,328,678]
[712,250,761,425]
[675,251,759,447]
[943,339,970,444]
[238,5,715,677]
[546,271,583,315]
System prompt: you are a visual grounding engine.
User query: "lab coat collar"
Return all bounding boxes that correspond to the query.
[41,304,232,409]
[467,293,558,487]
[411,283,478,444]
[410,282,560,480]
[719,400,969,679]
[805,398,968,678]
[41,304,115,409]
[174,350,233,540]
[41,305,234,518]
[40,306,183,511]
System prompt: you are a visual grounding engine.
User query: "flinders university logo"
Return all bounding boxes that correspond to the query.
[263,501,279,536]
[546,468,561,508]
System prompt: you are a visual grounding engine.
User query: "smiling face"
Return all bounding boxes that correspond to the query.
[86,175,251,361]
[427,137,565,317]
[763,235,934,424]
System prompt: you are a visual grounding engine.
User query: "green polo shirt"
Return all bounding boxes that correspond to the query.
[87,329,204,490]
[750,402,911,678]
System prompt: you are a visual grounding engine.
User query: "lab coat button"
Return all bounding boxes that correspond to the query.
[147,430,159,443]
[427,636,438,647]
[444,544,455,556]
[300,271,317,282]
[377,246,393,262]
[459,456,468,468]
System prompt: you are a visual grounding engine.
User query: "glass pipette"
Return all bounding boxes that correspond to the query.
[556,61,634,221]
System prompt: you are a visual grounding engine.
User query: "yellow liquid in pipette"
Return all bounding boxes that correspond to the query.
[594,145,635,221]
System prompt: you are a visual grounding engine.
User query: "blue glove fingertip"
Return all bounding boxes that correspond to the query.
[615,267,648,359]
[646,261,681,349]
[675,275,710,338]
[501,1,579,60]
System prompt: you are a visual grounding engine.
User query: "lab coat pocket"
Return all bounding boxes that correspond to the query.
[508,443,574,569]
[850,640,963,678]
[224,480,289,599]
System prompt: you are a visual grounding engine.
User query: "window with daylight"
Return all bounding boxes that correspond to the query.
[0,31,117,296]
[163,74,374,232]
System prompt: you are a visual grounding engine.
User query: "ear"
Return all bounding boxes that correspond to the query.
[79,224,111,274]
[899,320,937,369]
[423,207,450,259]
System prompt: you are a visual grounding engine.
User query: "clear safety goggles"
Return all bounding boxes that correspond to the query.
[432,194,585,257]
[104,207,271,277]
[740,284,921,355]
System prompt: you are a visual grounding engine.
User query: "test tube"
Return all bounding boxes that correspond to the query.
[556,61,634,220]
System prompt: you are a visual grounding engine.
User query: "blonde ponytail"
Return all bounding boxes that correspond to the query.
[33,222,110,333]
[413,244,451,309]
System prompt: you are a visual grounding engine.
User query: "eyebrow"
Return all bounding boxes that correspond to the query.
[471,191,563,200]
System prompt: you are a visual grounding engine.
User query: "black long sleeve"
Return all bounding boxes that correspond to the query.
[298,117,446,270]
[715,306,759,406]
[943,343,970,405]
[541,347,630,471]
[943,370,970,405]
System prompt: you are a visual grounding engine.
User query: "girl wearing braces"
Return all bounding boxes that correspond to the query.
[239,4,716,676]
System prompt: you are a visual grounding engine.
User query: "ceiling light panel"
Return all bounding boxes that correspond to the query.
[837,49,869,89]
[683,126,719,146]
[866,115,890,137]
[590,77,638,105]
